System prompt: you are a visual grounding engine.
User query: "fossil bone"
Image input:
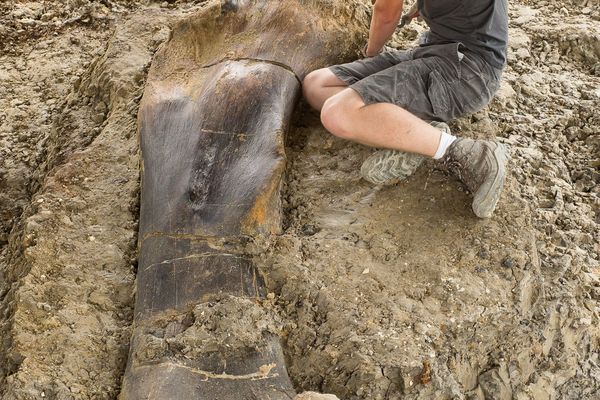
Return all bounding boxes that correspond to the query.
[120,1,367,398]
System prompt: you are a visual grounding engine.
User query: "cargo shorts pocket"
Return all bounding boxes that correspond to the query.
[392,68,417,108]
[427,69,453,121]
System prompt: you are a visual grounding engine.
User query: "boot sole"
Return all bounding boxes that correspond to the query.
[472,143,509,218]
[360,150,425,185]
[360,121,449,186]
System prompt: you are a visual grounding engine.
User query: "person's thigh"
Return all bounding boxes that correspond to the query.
[305,50,414,111]
[345,56,440,121]
[303,68,350,110]
[329,49,414,85]
[307,67,348,87]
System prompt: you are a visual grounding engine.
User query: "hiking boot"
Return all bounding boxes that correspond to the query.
[441,138,509,218]
[360,121,451,185]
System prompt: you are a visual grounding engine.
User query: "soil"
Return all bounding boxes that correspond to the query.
[0,0,598,399]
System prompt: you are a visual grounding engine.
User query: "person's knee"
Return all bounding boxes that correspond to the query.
[302,69,326,101]
[302,70,320,89]
[320,96,355,140]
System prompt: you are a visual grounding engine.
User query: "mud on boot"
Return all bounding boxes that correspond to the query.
[360,121,451,185]
[440,138,509,218]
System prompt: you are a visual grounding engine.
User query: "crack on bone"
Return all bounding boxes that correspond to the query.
[199,128,256,137]
[202,57,302,84]
[135,361,279,381]
[140,232,253,244]
[143,253,245,271]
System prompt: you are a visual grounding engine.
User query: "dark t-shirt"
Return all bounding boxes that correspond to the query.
[417,0,508,69]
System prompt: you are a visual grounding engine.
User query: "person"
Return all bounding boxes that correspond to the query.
[302,0,509,218]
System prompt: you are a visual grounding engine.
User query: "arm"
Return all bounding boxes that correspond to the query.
[366,0,404,56]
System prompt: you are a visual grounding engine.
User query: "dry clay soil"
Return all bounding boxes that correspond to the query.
[0,0,599,399]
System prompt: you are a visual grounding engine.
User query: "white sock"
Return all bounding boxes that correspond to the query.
[433,131,457,159]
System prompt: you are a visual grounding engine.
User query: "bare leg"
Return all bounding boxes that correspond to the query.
[302,68,348,110]
[320,87,442,157]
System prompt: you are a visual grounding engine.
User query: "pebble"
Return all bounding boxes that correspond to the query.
[502,257,515,268]
[301,224,320,236]
[512,7,538,25]
[41,12,55,22]
[515,48,531,59]
[493,81,517,107]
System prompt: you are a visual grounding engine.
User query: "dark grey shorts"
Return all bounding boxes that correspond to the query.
[329,42,503,122]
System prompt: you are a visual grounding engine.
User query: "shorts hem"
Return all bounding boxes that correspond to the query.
[348,85,381,106]
[328,65,360,86]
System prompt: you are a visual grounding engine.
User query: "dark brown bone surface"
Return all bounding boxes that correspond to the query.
[120,1,367,398]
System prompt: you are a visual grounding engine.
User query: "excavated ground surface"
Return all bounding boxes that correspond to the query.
[0,0,598,399]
